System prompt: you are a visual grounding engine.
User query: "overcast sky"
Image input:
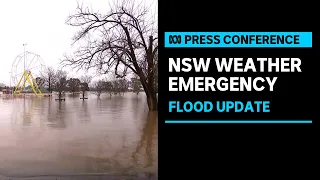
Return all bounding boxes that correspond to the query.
[0,0,157,86]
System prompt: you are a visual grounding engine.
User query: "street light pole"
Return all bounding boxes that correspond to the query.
[23,43,27,72]
[23,43,27,91]
[9,72,11,88]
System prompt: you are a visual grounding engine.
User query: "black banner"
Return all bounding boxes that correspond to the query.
[159,1,317,179]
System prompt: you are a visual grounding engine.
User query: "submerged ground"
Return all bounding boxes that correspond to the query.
[0,92,158,179]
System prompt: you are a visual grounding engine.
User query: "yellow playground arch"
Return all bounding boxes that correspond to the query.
[14,70,42,95]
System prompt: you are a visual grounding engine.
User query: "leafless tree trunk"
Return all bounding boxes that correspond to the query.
[103,78,113,97]
[92,80,104,99]
[80,75,92,100]
[40,67,56,93]
[63,0,158,111]
[54,70,68,100]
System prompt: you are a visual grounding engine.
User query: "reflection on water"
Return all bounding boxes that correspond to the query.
[0,93,157,177]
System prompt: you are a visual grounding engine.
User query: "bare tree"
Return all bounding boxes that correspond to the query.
[118,78,129,95]
[111,77,128,95]
[154,53,158,93]
[91,80,104,99]
[54,70,68,100]
[40,67,56,93]
[35,77,46,88]
[67,78,81,95]
[80,75,92,85]
[63,0,158,111]
[131,74,142,95]
[80,75,92,99]
[103,78,114,97]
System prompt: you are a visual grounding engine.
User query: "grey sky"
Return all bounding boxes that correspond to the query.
[0,0,157,86]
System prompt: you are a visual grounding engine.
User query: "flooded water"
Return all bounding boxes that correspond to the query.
[0,92,157,179]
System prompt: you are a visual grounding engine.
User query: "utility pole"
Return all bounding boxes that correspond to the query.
[9,72,11,88]
[23,43,27,91]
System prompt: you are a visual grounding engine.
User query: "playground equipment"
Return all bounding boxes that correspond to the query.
[14,70,42,94]
[11,47,46,95]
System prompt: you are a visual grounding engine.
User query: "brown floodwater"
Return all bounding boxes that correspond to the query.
[0,92,158,179]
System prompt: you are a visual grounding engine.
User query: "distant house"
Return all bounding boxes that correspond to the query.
[1,83,10,94]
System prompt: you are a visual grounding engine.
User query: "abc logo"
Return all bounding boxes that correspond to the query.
[168,35,181,44]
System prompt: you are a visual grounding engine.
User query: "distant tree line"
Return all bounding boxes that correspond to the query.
[35,67,92,97]
[2,67,143,99]
[30,67,143,99]
[91,75,146,99]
